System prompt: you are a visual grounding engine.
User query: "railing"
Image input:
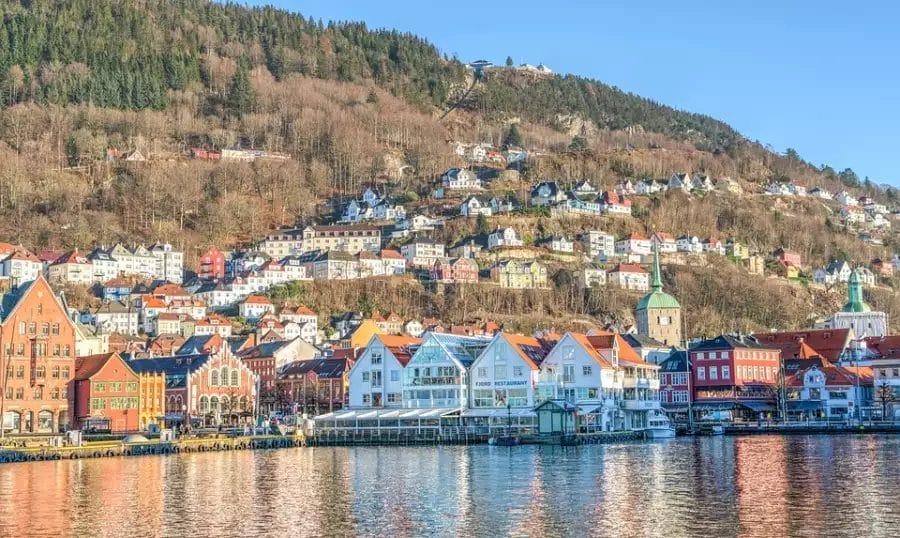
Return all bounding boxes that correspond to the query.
[620,400,661,411]
[623,377,660,389]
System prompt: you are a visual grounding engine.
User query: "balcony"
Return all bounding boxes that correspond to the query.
[620,399,661,411]
[623,376,660,390]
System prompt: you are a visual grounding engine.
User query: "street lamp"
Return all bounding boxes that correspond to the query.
[507,402,512,435]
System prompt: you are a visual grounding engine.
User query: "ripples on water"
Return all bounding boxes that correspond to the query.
[0,435,898,537]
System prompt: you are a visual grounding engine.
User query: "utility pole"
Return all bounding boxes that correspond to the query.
[0,324,6,439]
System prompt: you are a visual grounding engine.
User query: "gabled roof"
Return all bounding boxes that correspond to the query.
[153,283,189,297]
[128,354,212,386]
[500,332,557,370]
[376,334,423,366]
[243,295,272,305]
[608,264,648,274]
[74,353,131,381]
[176,334,224,356]
[585,332,649,366]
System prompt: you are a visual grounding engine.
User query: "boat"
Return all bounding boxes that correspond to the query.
[643,412,676,439]
[709,425,725,436]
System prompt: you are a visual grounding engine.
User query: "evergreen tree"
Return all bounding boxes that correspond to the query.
[568,135,589,152]
[503,123,522,148]
[226,60,255,117]
[505,56,514,67]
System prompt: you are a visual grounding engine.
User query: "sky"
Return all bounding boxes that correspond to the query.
[245,1,900,186]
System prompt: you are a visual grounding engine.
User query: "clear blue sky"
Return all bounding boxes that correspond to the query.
[246,1,900,186]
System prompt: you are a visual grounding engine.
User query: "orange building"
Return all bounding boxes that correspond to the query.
[69,353,140,432]
[0,274,77,434]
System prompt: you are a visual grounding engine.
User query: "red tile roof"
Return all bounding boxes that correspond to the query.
[244,295,272,305]
[609,264,648,274]
[74,353,125,380]
[752,329,851,363]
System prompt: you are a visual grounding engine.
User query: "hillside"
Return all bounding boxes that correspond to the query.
[0,0,896,334]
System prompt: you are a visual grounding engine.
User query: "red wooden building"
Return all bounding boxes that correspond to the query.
[70,353,140,432]
[690,335,782,419]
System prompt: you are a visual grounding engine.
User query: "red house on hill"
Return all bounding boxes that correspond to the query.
[199,246,226,280]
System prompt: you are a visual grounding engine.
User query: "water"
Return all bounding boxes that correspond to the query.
[1,435,898,537]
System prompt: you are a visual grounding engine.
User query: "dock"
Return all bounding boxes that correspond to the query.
[0,435,304,464]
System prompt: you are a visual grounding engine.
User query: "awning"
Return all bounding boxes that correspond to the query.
[461,408,536,418]
[692,402,735,411]
[787,400,824,412]
[738,401,776,412]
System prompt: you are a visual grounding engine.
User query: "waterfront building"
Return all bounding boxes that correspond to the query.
[237,338,321,413]
[276,358,350,415]
[784,343,873,420]
[635,246,682,346]
[690,335,781,419]
[537,332,661,430]
[0,275,77,433]
[467,333,557,416]
[69,353,140,432]
[138,370,166,431]
[128,347,258,427]
[402,333,491,408]
[348,335,421,407]
[658,349,691,412]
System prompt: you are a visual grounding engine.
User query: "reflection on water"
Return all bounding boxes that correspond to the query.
[1,435,898,537]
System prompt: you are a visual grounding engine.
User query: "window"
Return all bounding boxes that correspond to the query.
[362,372,370,382]
[494,366,507,380]
[35,366,45,380]
[696,352,705,360]
[513,366,523,377]
[41,323,49,335]
[16,365,24,379]
[709,352,717,360]
[477,367,488,378]
[722,366,730,380]
[387,393,401,404]
[371,352,383,365]
[709,367,718,380]
[63,345,70,357]
[53,344,60,356]
[62,367,70,379]
[562,365,575,384]
[362,393,371,405]
[50,387,59,400]
[16,343,24,355]
[473,389,493,408]
[18,321,25,334]
[697,367,706,381]
[15,388,24,400]
[94,382,107,392]
[51,323,59,336]
[210,370,219,386]
[583,365,592,376]
[390,370,400,382]
[231,370,239,386]
[371,371,382,388]
[28,322,35,334]
[33,387,42,399]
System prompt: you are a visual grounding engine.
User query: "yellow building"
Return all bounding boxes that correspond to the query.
[138,371,166,431]
[349,319,382,349]
[491,260,548,289]
[744,255,765,275]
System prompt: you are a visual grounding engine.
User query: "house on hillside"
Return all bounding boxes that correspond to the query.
[442,168,482,190]
[460,195,492,217]
[530,181,567,206]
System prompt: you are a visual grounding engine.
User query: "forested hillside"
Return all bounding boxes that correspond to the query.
[0,0,895,332]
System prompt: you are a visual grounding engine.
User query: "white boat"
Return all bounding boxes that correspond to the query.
[643,413,676,439]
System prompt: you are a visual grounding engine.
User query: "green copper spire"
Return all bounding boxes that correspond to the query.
[650,242,663,292]
[636,242,680,310]
[843,269,871,313]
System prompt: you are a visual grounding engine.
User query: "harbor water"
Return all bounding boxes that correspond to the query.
[1,434,898,537]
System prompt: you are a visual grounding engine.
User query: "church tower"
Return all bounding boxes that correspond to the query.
[635,244,682,345]
[827,268,888,338]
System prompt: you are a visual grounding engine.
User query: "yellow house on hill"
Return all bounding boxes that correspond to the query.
[350,319,382,349]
